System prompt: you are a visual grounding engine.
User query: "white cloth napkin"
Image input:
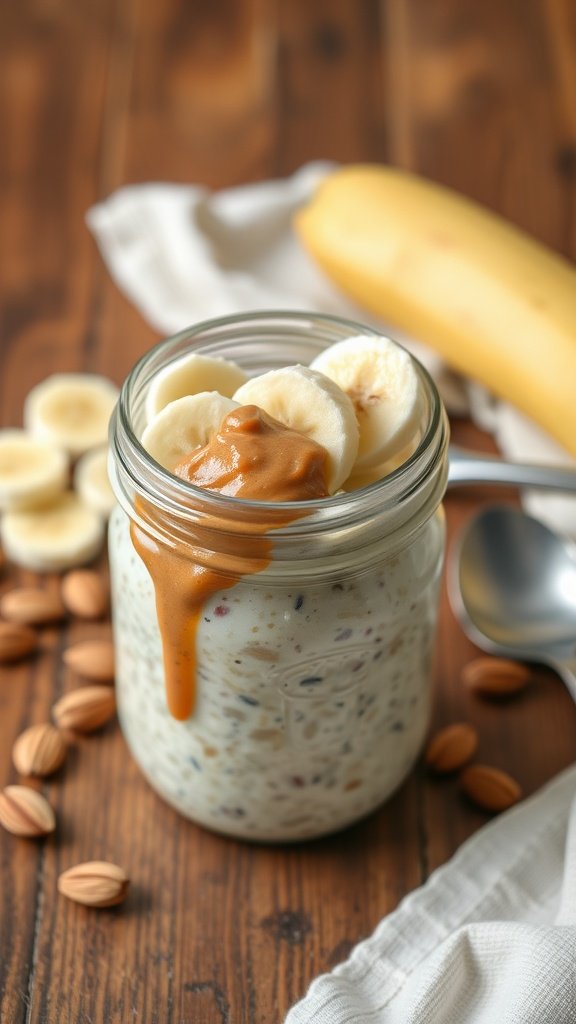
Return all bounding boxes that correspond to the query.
[285,765,576,1024]
[87,162,576,536]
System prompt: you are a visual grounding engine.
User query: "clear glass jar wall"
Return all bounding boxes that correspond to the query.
[109,313,449,841]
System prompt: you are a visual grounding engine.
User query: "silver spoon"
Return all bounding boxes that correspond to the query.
[449,505,576,701]
[448,446,576,492]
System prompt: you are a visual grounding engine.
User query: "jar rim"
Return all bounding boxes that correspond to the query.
[110,311,449,553]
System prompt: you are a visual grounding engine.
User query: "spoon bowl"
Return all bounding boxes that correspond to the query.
[449,505,576,700]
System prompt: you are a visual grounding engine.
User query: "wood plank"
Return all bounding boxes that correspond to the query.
[0,1,121,410]
[385,0,573,245]
[122,0,276,188]
[542,0,576,257]
[0,3,118,1019]
[275,0,386,169]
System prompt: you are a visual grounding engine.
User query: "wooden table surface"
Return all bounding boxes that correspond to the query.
[1,2,576,1022]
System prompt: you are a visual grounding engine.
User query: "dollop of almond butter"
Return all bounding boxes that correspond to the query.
[174,404,329,502]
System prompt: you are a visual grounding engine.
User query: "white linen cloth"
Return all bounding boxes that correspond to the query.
[87,169,576,1021]
[86,162,576,536]
[285,765,576,1024]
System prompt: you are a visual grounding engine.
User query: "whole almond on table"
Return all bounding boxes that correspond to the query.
[1,587,66,626]
[425,722,478,774]
[52,685,116,733]
[0,621,38,663]
[0,785,56,837]
[460,764,522,812]
[462,657,530,698]
[58,860,129,908]
[63,639,115,682]
[12,723,67,777]
[61,570,109,620]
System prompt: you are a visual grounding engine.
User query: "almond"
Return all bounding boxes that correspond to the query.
[0,621,38,663]
[460,763,522,812]
[0,785,56,837]
[462,657,530,698]
[425,722,478,773]
[61,570,109,620]
[58,860,129,908]
[52,685,116,733]
[63,639,115,682]
[1,587,66,626]
[12,723,67,777]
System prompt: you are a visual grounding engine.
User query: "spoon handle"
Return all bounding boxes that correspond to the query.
[448,446,576,492]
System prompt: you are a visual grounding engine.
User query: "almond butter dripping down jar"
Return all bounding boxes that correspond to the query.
[108,313,449,842]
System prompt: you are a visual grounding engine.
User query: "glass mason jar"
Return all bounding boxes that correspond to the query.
[108,312,449,842]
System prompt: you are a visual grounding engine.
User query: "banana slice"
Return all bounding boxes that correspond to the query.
[310,335,420,470]
[1,493,105,572]
[341,439,420,491]
[141,392,239,472]
[24,374,119,458]
[233,365,359,492]
[145,353,247,423]
[0,430,68,511]
[74,446,115,518]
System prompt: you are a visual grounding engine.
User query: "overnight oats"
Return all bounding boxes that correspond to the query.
[108,313,449,841]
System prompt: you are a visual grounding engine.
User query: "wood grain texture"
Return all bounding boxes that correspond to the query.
[1,1,575,1022]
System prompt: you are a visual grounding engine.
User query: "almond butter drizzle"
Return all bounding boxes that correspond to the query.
[131,406,329,720]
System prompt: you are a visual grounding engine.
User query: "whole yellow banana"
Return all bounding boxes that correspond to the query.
[295,165,576,458]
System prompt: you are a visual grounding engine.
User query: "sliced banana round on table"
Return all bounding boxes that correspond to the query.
[233,365,359,493]
[1,493,105,572]
[310,335,420,470]
[145,353,247,423]
[74,445,115,518]
[0,430,68,512]
[141,392,239,472]
[24,373,119,458]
